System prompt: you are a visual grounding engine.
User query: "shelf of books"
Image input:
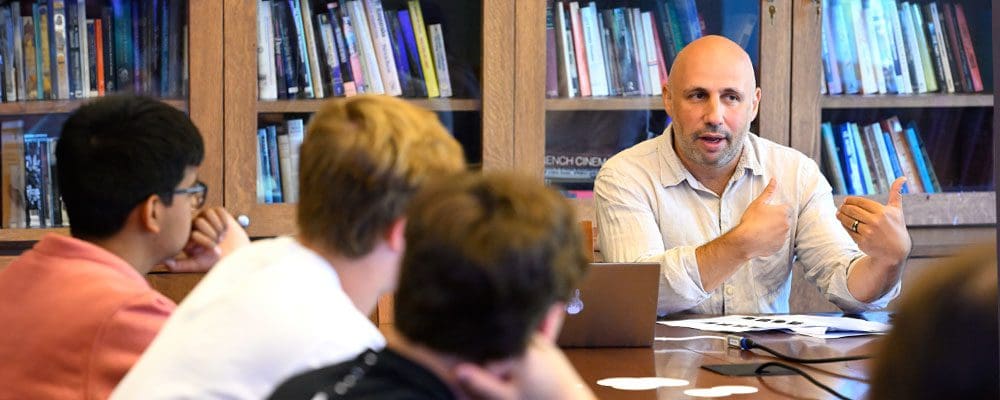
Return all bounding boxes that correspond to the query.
[817,0,994,226]
[0,0,204,240]
[227,0,486,237]
[543,0,764,192]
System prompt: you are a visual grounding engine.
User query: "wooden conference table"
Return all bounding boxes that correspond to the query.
[564,313,887,400]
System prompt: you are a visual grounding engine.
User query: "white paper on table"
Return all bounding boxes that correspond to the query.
[658,314,890,339]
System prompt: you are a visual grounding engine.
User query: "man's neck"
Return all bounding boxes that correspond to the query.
[299,237,394,316]
[670,130,742,196]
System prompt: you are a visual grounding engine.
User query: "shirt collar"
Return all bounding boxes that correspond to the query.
[657,123,764,188]
[34,233,147,284]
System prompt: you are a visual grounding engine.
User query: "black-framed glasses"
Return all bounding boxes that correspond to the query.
[173,180,208,209]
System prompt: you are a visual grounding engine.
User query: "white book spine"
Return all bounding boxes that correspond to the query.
[428,24,451,98]
[883,0,912,93]
[299,0,325,98]
[346,0,384,94]
[580,4,607,97]
[865,0,897,93]
[641,12,661,96]
[286,118,305,203]
[76,0,88,98]
[862,0,888,93]
[848,0,879,93]
[257,0,278,100]
[363,0,401,96]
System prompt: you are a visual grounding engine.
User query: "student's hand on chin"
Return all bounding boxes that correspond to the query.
[164,207,249,272]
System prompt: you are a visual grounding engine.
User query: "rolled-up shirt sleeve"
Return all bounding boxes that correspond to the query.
[595,168,710,314]
[793,165,900,312]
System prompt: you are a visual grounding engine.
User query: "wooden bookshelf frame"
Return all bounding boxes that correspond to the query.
[821,93,994,109]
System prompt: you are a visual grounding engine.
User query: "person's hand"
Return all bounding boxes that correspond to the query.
[164,207,250,272]
[837,177,911,265]
[731,179,791,259]
[454,334,596,400]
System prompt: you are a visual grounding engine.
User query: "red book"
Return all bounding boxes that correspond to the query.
[953,4,983,92]
[648,12,668,89]
[568,2,591,97]
[941,3,968,92]
[94,19,105,96]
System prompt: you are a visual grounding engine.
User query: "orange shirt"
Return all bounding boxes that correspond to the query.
[0,234,174,400]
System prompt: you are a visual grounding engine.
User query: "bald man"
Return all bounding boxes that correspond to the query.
[595,36,910,316]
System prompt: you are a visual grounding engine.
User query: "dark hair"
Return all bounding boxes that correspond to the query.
[394,172,590,363]
[868,244,998,400]
[297,95,464,258]
[57,95,204,239]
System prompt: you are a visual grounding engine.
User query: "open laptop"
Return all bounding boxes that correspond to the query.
[557,262,660,347]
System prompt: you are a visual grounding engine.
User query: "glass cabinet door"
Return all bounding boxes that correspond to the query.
[541,0,769,194]
[0,0,222,240]
[225,0,497,237]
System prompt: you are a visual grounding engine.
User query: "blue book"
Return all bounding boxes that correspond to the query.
[830,0,860,94]
[111,0,133,91]
[850,123,875,194]
[287,0,314,98]
[870,122,899,187]
[265,125,283,203]
[385,10,413,97]
[904,122,936,193]
[836,122,863,195]
[879,127,908,194]
[316,13,345,97]
[65,1,80,99]
[673,0,702,45]
[159,0,170,95]
[397,10,426,97]
[131,0,141,92]
[821,122,848,195]
[257,129,272,204]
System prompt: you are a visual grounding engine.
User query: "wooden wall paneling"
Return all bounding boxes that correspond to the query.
[512,0,545,179]
[789,0,822,158]
[481,0,516,172]
[757,0,792,145]
[147,272,206,304]
[189,0,225,208]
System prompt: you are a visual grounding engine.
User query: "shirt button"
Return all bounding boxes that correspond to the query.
[725,286,735,296]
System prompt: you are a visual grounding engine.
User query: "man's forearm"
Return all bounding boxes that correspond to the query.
[695,231,751,292]
[846,255,905,303]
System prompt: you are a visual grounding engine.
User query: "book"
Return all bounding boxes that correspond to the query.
[903,121,938,193]
[316,13,344,97]
[65,0,82,98]
[544,1,557,97]
[627,8,647,95]
[609,8,639,96]
[909,3,938,92]
[406,0,438,97]
[878,123,907,193]
[286,118,304,202]
[36,3,53,98]
[256,128,271,203]
[385,10,414,97]
[346,0,383,94]
[869,122,899,191]
[882,0,912,94]
[265,125,283,203]
[272,0,298,98]
[898,2,927,93]
[11,3,25,101]
[850,122,875,194]
[820,122,847,195]
[257,0,278,100]
[859,123,888,193]
[882,116,923,193]
[835,122,863,195]
[363,0,402,96]
[76,0,89,98]
[277,132,293,203]
[335,1,366,94]
[0,6,17,101]
[100,6,114,93]
[111,0,132,93]
[863,0,897,94]
[940,2,966,92]
[581,3,608,97]
[821,3,843,94]
[22,16,40,100]
[396,9,425,98]
[847,0,879,94]
[568,2,590,97]
[329,2,357,96]
[299,0,324,98]
[553,2,577,97]
[829,0,860,94]
[952,3,982,92]
[1,120,25,228]
[288,0,315,98]
[86,19,99,97]
[640,11,661,96]
[925,3,954,93]
[427,24,451,98]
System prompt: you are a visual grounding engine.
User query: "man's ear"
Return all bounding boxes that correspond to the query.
[537,302,567,343]
[384,217,407,253]
[137,194,163,234]
[661,84,672,116]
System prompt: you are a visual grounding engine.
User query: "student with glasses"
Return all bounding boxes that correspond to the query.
[0,95,249,399]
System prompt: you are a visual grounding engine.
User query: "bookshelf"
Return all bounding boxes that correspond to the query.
[525,0,791,191]
[223,0,515,237]
[791,0,995,256]
[0,0,224,242]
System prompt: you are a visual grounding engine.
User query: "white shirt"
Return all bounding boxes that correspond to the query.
[111,237,385,399]
[595,125,900,315]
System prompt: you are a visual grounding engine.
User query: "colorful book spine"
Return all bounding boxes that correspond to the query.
[288,0,315,98]
[909,3,938,92]
[883,116,924,193]
[544,1,558,97]
[581,3,608,97]
[568,2,590,97]
[22,17,40,100]
[94,19,105,95]
[903,121,936,193]
[317,13,345,97]
[879,125,907,193]
[850,123,875,194]
[830,0,860,94]
[100,6,114,93]
[329,2,357,96]
[821,122,848,195]
[821,3,843,94]
[553,2,576,97]
[338,2,366,93]
[397,10,425,98]
[836,122,863,195]
[77,0,89,98]
[346,0,383,94]
[640,11,661,96]
[111,0,132,93]
[883,0,912,94]
[953,4,982,92]
[11,3,25,101]
[386,10,413,97]
[299,0,324,98]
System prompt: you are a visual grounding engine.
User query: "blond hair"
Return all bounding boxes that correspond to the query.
[298,95,466,257]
